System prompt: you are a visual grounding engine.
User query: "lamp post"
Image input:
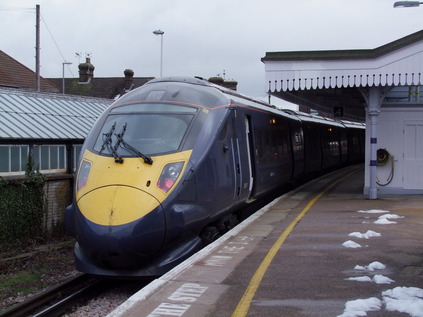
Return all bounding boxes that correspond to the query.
[62,62,72,94]
[153,29,164,77]
[393,1,423,7]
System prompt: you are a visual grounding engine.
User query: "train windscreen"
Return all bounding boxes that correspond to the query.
[93,103,197,156]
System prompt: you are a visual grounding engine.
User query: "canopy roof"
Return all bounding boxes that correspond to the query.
[262,30,423,120]
[263,30,423,92]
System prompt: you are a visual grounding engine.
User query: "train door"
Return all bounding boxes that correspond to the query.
[227,109,254,203]
[244,115,255,201]
[290,121,305,178]
[229,111,242,201]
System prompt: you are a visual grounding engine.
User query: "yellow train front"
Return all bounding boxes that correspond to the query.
[65,77,231,276]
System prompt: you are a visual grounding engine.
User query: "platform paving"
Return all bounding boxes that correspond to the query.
[108,165,423,317]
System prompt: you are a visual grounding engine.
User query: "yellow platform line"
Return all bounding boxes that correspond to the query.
[231,168,360,317]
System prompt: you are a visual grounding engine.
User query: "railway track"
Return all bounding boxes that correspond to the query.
[0,273,103,317]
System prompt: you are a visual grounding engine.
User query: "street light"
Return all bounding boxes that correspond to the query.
[62,61,72,94]
[153,29,164,77]
[393,1,423,7]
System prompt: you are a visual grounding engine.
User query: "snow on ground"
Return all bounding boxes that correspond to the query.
[337,209,423,317]
[354,261,386,271]
[383,287,423,316]
[373,213,405,225]
[373,274,395,285]
[342,240,362,248]
[345,274,394,285]
[338,297,382,317]
[357,209,390,214]
[348,230,381,239]
[374,217,397,224]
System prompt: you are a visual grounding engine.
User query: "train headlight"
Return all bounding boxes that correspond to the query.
[157,162,184,193]
[77,160,91,191]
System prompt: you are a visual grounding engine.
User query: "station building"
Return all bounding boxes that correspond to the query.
[0,51,118,176]
[0,87,112,175]
[262,29,423,198]
[0,51,118,231]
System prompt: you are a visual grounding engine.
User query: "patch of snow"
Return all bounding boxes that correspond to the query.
[372,274,395,284]
[345,274,394,284]
[337,297,382,317]
[354,261,386,271]
[383,287,423,317]
[342,240,362,248]
[374,218,397,225]
[348,230,381,239]
[379,214,404,220]
[367,261,386,271]
[346,276,372,282]
[373,213,404,224]
[357,209,390,214]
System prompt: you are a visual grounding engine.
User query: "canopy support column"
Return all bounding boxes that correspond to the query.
[362,87,385,200]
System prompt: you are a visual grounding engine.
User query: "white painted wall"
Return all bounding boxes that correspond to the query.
[364,105,423,194]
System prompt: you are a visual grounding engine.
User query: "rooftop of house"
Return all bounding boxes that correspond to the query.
[0,50,60,92]
[47,59,155,99]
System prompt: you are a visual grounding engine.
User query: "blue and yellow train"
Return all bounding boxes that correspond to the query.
[64,77,365,277]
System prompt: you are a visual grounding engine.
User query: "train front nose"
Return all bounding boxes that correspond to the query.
[74,186,165,269]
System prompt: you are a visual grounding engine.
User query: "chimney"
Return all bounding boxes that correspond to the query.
[78,57,95,83]
[208,76,238,91]
[222,80,238,91]
[124,69,134,91]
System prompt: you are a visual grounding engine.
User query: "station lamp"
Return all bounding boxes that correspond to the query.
[153,29,165,77]
[393,1,423,7]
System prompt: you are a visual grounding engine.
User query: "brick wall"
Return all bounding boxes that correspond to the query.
[44,174,74,233]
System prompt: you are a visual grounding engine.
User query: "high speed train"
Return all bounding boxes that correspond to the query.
[64,76,365,277]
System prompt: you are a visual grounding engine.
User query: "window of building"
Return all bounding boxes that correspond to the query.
[0,144,82,175]
[0,145,29,174]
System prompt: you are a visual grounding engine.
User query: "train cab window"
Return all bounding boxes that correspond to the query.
[93,103,197,156]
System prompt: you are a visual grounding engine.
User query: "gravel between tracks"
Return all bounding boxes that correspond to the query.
[64,285,138,317]
[1,238,143,316]
[0,238,79,311]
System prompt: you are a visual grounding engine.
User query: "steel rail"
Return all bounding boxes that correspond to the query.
[0,273,101,317]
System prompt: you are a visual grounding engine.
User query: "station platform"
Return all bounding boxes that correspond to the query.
[107,165,423,317]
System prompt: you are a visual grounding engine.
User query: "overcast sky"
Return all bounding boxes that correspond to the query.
[1,0,422,101]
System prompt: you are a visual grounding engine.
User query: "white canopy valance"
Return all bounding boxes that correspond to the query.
[263,31,423,92]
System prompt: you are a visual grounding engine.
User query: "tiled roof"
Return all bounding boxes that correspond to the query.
[0,50,60,92]
[0,87,112,142]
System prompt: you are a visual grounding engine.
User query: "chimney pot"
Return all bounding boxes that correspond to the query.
[78,57,95,83]
[124,69,134,91]
[208,76,238,91]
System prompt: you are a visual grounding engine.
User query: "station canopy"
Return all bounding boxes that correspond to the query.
[262,30,423,121]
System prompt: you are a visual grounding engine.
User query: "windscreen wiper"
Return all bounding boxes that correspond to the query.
[115,123,153,165]
[99,122,123,163]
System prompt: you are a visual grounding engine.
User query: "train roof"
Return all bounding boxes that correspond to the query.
[280,109,363,128]
[143,77,366,129]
